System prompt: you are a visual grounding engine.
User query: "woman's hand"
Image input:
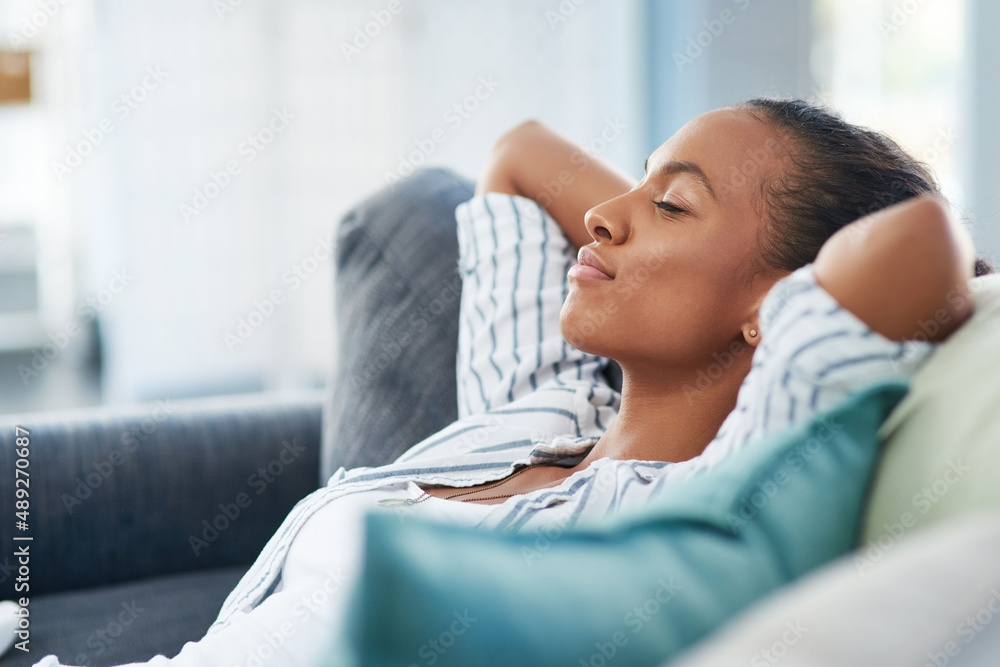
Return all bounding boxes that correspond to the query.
[813,195,977,343]
[476,120,636,249]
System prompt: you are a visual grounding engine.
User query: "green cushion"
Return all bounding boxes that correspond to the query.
[861,275,1000,549]
[330,381,908,667]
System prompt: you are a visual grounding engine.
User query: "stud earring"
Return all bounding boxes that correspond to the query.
[749,329,758,338]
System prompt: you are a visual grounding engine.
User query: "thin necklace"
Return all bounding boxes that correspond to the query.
[377,464,539,507]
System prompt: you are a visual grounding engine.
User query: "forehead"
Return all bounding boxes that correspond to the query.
[649,108,787,200]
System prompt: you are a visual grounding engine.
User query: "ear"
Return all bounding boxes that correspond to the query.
[742,270,785,348]
[741,320,761,347]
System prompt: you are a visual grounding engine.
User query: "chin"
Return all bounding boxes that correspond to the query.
[559,303,616,358]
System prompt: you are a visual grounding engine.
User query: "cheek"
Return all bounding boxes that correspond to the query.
[618,264,745,353]
[558,243,751,360]
[628,278,714,342]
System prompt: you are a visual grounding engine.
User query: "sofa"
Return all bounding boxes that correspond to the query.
[0,167,483,665]
[1,167,998,666]
[0,390,325,665]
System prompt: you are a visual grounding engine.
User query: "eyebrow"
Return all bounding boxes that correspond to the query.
[643,157,718,202]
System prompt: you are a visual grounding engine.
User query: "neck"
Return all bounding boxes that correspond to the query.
[580,348,753,466]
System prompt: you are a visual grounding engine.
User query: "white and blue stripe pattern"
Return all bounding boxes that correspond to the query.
[455,194,598,416]
[209,193,933,631]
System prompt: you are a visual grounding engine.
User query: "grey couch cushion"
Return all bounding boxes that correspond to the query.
[321,168,475,481]
[2,567,244,666]
[0,391,323,597]
[321,168,624,481]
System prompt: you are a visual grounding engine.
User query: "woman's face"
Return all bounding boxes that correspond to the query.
[560,107,790,373]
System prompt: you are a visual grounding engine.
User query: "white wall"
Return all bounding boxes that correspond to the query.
[967,0,1000,265]
[25,0,648,404]
[8,0,982,410]
[644,0,815,156]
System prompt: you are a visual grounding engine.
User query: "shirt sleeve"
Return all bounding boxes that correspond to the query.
[687,264,935,474]
[453,193,609,418]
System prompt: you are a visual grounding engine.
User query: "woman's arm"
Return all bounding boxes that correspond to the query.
[813,195,976,343]
[476,120,636,249]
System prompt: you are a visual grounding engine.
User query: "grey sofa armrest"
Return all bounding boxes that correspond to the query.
[0,390,323,597]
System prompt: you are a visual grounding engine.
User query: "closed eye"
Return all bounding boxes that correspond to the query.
[654,200,687,215]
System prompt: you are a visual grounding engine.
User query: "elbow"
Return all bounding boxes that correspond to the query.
[489,119,545,156]
[905,196,975,289]
[815,195,978,343]
[856,195,974,284]
[915,197,977,337]
[478,120,547,197]
[902,196,956,246]
[881,196,976,341]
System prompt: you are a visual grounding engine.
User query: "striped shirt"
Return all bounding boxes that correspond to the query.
[207,193,933,638]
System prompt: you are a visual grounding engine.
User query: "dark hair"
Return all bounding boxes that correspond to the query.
[742,97,994,277]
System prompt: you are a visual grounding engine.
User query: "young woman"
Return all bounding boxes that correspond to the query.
[32,98,986,665]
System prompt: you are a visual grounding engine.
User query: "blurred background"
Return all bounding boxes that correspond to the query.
[0,0,995,415]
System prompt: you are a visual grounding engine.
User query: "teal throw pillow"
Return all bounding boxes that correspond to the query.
[331,380,908,667]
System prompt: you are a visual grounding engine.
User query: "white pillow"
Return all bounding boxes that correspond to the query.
[670,510,1000,667]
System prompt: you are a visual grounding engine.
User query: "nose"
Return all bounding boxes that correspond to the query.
[584,195,630,244]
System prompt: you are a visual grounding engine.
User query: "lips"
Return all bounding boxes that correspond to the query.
[571,246,614,280]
